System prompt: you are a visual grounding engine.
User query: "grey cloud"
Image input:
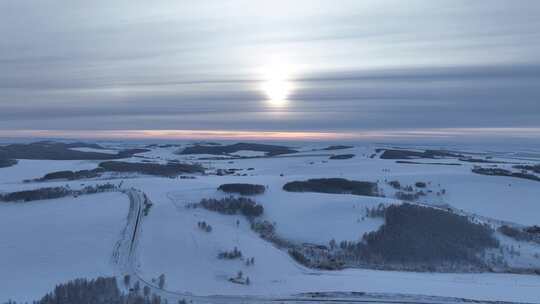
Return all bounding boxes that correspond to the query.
[0,0,539,136]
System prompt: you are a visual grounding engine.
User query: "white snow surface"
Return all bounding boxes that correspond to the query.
[0,192,129,302]
[1,143,540,303]
[229,150,267,157]
[0,159,100,188]
[69,147,118,154]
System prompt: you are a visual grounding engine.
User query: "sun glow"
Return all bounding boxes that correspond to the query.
[260,63,294,107]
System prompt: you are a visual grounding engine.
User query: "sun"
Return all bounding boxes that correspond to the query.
[260,63,294,107]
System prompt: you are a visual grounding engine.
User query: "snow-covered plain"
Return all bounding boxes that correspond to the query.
[0,159,100,187]
[1,142,540,303]
[0,192,129,302]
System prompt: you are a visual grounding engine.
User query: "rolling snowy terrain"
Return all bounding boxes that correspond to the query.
[1,141,540,303]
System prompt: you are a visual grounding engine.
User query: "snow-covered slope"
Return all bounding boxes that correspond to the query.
[0,192,129,302]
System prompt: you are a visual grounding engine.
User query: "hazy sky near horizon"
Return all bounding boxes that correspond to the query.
[1,0,539,137]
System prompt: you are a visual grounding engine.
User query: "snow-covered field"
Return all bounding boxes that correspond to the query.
[0,192,129,302]
[0,159,100,187]
[130,178,540,302]
[1,142,540,303]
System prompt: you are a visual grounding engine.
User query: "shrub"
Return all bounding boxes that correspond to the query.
[388,180,401,189]
[197,221,212,232]
[415,182,427,188]
[218,247,242,259]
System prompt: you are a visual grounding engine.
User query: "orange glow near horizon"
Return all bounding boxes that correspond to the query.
[0,130,355,141]
[0,128,540,141]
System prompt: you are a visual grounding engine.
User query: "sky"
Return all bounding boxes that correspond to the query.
[1,0,539,141]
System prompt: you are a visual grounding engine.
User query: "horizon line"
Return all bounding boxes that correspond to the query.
[0,128,539,142]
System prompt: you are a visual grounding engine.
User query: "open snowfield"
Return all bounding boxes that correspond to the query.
[0,192,129,302]
[127,177,540,303]
[0,159,100,188]
[1,142,540,303]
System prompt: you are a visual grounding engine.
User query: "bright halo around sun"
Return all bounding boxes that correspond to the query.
[260,63,294,107]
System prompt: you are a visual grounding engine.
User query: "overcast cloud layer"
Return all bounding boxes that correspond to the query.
[1,0,539,137]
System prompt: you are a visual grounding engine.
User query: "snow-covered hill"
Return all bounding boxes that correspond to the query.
[1,142,540,303]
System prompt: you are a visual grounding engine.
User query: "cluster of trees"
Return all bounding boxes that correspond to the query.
[378,149,462,160]
[197,221,212,232]
[0,183,117,203]
[250,220,292,249]
[0,158,17,168]
[288,246,343,270]
[35,168,105,181]
[361,204,498,265]
[386,180,436,201]
[288,249,310,266]
[525,225,540,234]
[99,161,204,177]
[459,157,504,164]
[215,168,243,176]
[0,141,148,160]
[199,196,264,217]
[250,220,275,237]
[499,225,540,243]
[34,276,165,304]
[179,142,297,156]
[229,271,250,285]
[217,183,265,195]
[472,166,540,182]
[388,180,401,189]
[322,145,353,151]
[245,257,255,266]
[218,247,242,259]
[365,204,386,218]
[395,191,425,201]
[283,178,379,197]
[388,180,429,191]
[329,154,355,160]
[514,164,540,174]
[288,204,500,272]
[396,160,462,166]
[0,186,70,202]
